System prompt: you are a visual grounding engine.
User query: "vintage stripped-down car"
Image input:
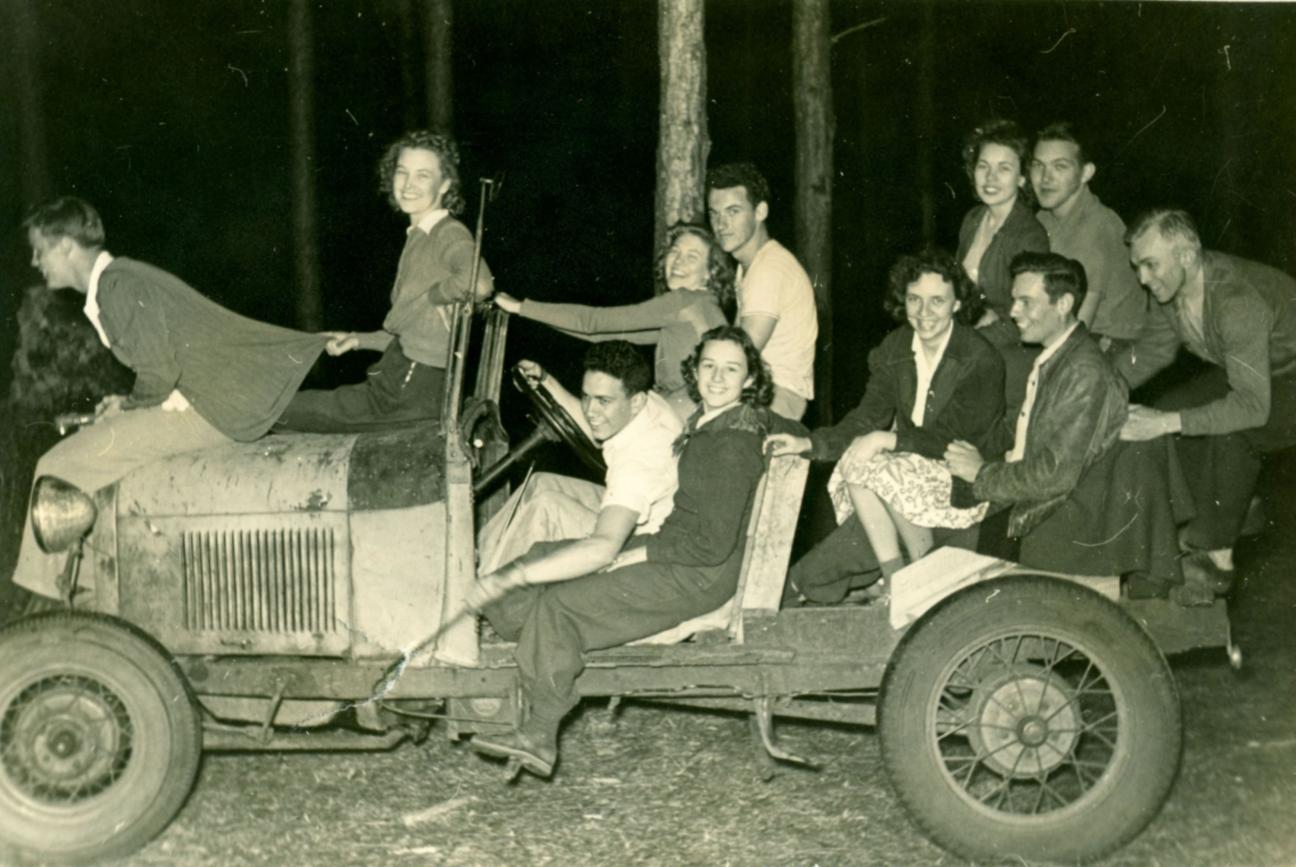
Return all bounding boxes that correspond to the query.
[0,305,1236,865]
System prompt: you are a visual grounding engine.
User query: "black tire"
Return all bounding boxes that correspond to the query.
[0,613,201,864]
[879,575,1182,864]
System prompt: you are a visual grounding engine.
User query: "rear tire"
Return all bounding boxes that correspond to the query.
[879,576,1181,864]
[0,613,201,864]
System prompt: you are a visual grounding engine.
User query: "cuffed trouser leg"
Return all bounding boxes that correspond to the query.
[785,519,881,605]
[515,563,738,732]
[12,406,230,599]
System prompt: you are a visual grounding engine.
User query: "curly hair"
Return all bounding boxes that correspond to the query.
[653,223,736,311]
[962,118,1034,208]
[583,340,652,396]
[704,162,772,209]
[23,196,106,247]
[884,248,984,326]
[377,130,465,216]
[681,325,774,409]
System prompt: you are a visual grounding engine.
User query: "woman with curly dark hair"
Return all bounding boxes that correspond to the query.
[277,130,493,431]
[466,325,802,778]
[954,120,1049,416]
[769,250,1006,592]
[494,223,732,422]
[956,119,1050,328]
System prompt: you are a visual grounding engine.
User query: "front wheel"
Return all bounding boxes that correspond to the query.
[879,576,1181,864]
[0,613,201,864]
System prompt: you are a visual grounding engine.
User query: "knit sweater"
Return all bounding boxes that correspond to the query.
[97,258,327,441]
[383,216,492,367]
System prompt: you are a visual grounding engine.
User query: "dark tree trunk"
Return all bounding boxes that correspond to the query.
[655,0,709,254]
[394,0,423,130]
[917,0,937,244]
[288,0,322,331]
[793,0,834,422]
[12,0,50,209]
[424,0,453,132]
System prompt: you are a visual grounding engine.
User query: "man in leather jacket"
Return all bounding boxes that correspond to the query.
[947,252,1130,559]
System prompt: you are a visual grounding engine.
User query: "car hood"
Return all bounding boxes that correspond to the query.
[115,424,446,517]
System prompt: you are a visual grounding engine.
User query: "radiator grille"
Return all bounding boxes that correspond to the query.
[181,528,337,633]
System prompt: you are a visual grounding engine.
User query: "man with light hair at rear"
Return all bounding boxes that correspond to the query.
[1116,208,1296,598]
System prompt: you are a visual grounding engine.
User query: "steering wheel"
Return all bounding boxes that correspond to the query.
[511,366,606,474]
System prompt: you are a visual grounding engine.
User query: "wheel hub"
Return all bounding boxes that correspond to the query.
[0,674,133,803]
[970,666,1080,777]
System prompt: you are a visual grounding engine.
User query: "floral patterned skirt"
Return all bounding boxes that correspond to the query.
[829,446,989,530]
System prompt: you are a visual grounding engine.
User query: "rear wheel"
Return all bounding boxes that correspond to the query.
[879,576,1181,864]
[0,613,201,864]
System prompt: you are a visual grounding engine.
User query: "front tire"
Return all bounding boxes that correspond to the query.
[879,576,1181,864]
[0,613,201,864]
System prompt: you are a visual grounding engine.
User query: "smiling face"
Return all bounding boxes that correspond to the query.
[1030,139,1094,216]
[580,371,644,442]
[695,338,753,411]
[1010,271,1073,346]
[1130,229,1192,304]
[905,272,960,346]
[664,232,711,292]
[392,147,451,224]
[706,186,767,262]
[973,142,1025,210]
[28,228,78,290]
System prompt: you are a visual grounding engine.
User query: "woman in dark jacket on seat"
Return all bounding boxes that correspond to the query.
[769,250,1006,581]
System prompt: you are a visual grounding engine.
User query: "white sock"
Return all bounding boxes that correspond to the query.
[1207,548,1234,571]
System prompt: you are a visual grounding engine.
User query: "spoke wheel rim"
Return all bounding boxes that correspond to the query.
[1,673,134,805]
[932,631,1122,821]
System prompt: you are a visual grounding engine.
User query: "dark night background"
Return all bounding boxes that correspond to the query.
[2,0,1294,423]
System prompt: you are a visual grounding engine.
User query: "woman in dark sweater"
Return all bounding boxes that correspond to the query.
[468,325,797,777]
[769,250,1005,581]
[494,223,732,422]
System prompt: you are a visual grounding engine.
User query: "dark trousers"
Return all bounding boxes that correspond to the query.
[275,339,445,433]
[1154,367,1296,549]
[786,520,986,605]
[485,541,737,733]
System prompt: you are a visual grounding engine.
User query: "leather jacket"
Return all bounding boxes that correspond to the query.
[973,324,1128,538]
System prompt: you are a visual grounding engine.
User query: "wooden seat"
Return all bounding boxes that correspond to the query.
[635,454,809,644]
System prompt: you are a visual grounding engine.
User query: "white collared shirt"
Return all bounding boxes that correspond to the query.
[599,391,683,534]
[1007,322,1080,463]
[409,208,449,236]
[84,251,115,348]
[910,326,953,427]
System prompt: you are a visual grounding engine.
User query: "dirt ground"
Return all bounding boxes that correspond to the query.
[96,463,1296,867]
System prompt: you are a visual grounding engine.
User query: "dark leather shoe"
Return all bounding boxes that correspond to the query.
[1180,551,1235,596]
[471,729,557,778]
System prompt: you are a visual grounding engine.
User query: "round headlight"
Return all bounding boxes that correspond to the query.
[31,476,98,554]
